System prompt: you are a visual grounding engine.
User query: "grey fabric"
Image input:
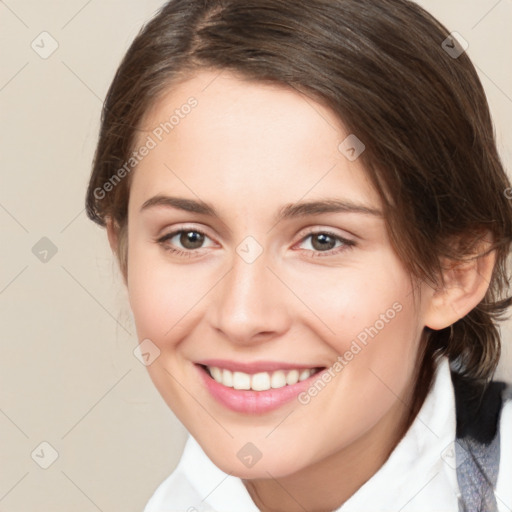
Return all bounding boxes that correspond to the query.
[456,434,500,512]
[456,384,512,512]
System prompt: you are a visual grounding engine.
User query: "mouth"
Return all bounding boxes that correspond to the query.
[195,360,327,414]
[200,364,324,391]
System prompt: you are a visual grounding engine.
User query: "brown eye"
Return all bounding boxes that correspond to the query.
[157,228,214,254]
[310,233,337,251]
[297,230,355,257]
[179,230,205,249]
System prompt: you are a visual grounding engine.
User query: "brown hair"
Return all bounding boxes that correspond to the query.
[86,0,512,417]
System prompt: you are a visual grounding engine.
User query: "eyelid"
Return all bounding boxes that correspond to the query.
[157,223,214,240]
[155,224,356,258]
[294,229,355,254]
[295,225,356,243]
[155,224,218,252]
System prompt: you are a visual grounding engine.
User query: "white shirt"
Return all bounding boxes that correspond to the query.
[144,357,512,512]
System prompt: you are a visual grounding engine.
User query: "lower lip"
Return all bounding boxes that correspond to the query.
[196,364,324,414]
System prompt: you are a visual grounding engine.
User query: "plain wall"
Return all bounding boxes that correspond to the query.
[0,1,511,510]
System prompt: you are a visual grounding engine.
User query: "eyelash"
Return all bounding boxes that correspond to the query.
[156,228,355,259]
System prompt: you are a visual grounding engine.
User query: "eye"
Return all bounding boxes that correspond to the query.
[156,227,354,258]
[296,230,355,257]
[157,227,216,256]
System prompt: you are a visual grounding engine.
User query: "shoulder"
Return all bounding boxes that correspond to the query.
[451,375,512,512]
[498,382,512,456]
[496,383,512,512]
[451,370,508,443]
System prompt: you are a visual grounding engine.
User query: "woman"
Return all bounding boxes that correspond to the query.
[86,0,512,510]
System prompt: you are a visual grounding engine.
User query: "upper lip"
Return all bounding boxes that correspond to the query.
[196,359,324,374]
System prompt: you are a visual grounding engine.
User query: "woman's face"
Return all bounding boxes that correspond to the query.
[124,69,434,478]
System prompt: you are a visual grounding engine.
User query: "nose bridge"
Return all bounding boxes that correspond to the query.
[209,244,290,343]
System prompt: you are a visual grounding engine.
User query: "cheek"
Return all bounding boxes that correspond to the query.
[126,241,204,346]
[126,240,243,374]
[293,278,422,453]
[300,257,423,407]
[290,257,418,354]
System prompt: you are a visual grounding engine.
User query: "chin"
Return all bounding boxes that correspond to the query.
[200,439,311,479]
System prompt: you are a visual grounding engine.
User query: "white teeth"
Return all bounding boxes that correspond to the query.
[210,367,222,382]
[251,372,271,391]
[207,366,317,391]
[299,369,312,381]
[270,370,287,389]
[286,369,299,386]
[232,371,251,390]
[222,368,233,387]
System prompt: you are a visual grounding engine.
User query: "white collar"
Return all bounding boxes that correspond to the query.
[146,356,461,511]
[341,356,459,511]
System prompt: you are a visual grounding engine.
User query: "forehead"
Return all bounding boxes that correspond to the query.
[130,69,381,213]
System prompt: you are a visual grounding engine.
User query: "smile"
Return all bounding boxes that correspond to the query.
[195,360,327,414]
[205,365,322,391]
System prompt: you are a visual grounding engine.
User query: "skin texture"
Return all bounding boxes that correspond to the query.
[107,70,494,512]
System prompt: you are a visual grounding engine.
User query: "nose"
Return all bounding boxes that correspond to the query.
[207,248,292,345]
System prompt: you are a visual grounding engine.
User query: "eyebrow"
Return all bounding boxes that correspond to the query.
[140,195,382,222]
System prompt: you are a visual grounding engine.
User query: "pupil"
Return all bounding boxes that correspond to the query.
[181,231,204,249]
[312,233,335,251]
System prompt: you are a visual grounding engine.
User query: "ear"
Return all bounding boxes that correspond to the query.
[106,216,119,254]
[424,237,495,330]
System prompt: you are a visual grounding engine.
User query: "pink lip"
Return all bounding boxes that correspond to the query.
[196,358,321,374]
[195,364,325,414]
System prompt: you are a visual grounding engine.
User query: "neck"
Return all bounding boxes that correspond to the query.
[242,384,417,512]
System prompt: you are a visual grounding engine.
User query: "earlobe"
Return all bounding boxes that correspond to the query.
[424,244,495,331]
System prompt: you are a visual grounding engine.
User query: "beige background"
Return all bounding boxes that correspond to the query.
[0,1,511,511]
